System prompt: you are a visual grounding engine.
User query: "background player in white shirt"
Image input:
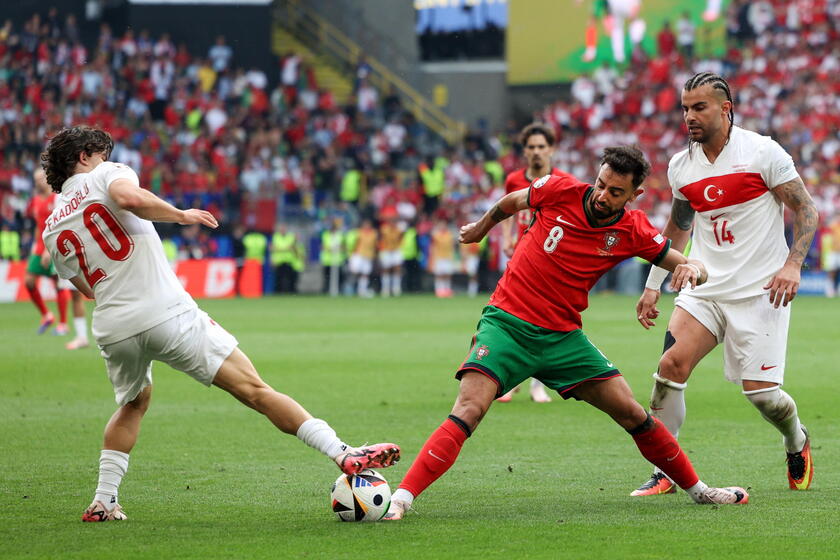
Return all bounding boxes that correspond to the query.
[632,73,818,496]
[40,126,400,522]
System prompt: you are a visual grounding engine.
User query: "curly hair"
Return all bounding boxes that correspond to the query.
[601,145,651,189]
[40,126,114,193]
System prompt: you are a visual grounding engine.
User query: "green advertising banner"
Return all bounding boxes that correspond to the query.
[507,0,731,85]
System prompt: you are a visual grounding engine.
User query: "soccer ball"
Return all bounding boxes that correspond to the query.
[330,469,391,522]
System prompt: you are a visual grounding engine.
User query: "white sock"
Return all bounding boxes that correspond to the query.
[468,279,478,297]
[358,276,369,296]
[296,418,349,460]
[73,317,88,340]
[392,273,402,296]
[686,480,709,503]
[649,373,686,478]
[434,277,443,296]
[650,373,686,437]
[392,488,414,506]
[529,379,545,391]
[744,387,806,452]
[382,274,392,296]
[94,449,129,510]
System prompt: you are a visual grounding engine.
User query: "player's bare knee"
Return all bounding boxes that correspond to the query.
[657,353,691,384]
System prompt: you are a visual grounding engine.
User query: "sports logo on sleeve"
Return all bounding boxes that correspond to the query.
[531,175,551,189]
[654,233,664,244]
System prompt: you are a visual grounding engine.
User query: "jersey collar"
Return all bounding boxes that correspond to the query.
[582,187,625,228]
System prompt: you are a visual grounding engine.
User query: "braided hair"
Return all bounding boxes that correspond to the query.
[683,72,734,156]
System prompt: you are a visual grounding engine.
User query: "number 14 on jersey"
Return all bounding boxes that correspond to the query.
[711,216,735,246]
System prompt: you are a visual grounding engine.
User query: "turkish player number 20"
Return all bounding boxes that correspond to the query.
[56,203,135,288]
[543,225,564,253]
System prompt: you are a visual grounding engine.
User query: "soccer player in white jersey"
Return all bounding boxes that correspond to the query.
[40,126,400,522]
[632,73,818,496]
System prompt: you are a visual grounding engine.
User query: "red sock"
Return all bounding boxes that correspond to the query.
[398,418,469,498]
[26,283,48,316]
[631,417,699,489]
[56,289,69,323]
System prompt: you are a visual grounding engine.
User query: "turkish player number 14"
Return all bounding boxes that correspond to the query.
[712,217,735,246]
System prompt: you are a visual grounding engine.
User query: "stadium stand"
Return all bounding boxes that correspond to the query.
[0,0,837,294]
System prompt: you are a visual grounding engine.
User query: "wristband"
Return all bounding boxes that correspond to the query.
[645,265,669,291]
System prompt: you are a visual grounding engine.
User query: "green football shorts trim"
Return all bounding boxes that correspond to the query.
[456,306,620,400]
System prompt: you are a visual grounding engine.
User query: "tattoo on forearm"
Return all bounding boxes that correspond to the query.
[490,204,512,223]
[777,178,818,265]
[671,199,695,231]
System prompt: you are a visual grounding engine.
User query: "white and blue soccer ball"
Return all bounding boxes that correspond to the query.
[330,469,391,522]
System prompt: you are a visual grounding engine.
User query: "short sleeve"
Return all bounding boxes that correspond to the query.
[632,214,671,264]
[527,174,572,210]
[762,139,799,189]
[99,162,140,190]
[668,157,688,201]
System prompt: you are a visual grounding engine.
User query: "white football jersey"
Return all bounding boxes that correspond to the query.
[43,162,196,344]
[668,126,800,300]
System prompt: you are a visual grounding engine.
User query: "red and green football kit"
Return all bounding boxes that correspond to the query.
[459,174,671,398]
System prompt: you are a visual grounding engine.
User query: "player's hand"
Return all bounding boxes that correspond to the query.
[502,236,515,258]
[764,262,800,308]
[636,288,661,329]
[180,209,219,229]
[459,222,485,244]
[670,262,703,291]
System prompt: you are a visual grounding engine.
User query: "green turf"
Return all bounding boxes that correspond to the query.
[1,294,837,559]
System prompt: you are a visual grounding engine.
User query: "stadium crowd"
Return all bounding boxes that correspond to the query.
[0,0,838,295]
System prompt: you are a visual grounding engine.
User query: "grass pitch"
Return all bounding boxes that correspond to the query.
[1,294,837,559]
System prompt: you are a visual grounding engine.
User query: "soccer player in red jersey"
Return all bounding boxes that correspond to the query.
[24,169,69,334]
[385,146,749,520]
[499,122,574,403]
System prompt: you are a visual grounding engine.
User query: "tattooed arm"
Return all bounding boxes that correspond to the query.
[766,177,819,307]
[459,189,530,244]
[663,199,696,252]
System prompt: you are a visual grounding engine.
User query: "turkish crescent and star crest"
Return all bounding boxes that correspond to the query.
[703,184,725,202]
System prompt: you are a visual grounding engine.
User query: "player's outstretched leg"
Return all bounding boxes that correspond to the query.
[384,371,495,520]
[82,386,152,522]
[573,376,748,505]
[212,348,400,474]
[743,384,812,490]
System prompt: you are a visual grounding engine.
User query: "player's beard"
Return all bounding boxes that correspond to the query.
[589,197,619,220]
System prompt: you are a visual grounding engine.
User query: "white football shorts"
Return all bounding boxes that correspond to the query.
[433,258,454,276]
[379,249,403,269]
[99,308,238,406]
[348,254,373,275]
[826,251,840,271]
[674,292,790,385]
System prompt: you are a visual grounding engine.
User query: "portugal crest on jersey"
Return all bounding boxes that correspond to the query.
[476,345,490,360]
[598,231,621,256]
